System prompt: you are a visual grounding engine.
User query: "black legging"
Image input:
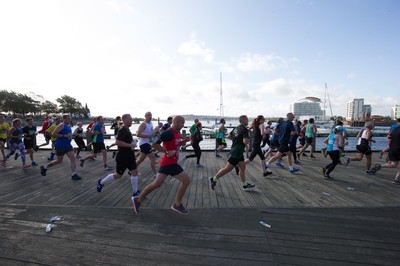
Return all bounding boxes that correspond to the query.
[186,141,201,164]
[249,143,265,161]
[289,140,297,161]
[325,150,340,175]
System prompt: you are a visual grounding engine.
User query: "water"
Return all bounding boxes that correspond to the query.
[34,124,389,151]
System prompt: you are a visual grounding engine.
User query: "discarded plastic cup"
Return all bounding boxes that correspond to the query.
[45,223,54,233]
[259,220,271,228]
[50,216,62,223]
[322,192,331,196]
[346,187,355,191]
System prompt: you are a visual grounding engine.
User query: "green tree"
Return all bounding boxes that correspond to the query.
[40,100,59,114]
[56,95,84,115]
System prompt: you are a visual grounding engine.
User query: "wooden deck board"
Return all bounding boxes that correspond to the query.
[1,149,400,265]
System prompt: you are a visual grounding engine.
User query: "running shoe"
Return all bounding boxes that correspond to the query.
[378,151,383,159]
[276,162,284,168]
[374,164,382,173]
[290,168,300,174]
[320,167,326,176]
[132,196,140,214]
[209,177,217,191]
[33,145,39,152]
[171,203,190,215]
[196,163,204,168]
[294,160,301,165]
[79,159,84,167]
[324,174,334,180]
[310,155,316,158]
[343,158,351,166]
[366,169,375,175]
[392,179,400,185]
[96,179,104,192]
[31,161,38,167]
[71,174,81,180]
[243,183,255,191]
[132,190,141,197]
[40,165,47,176]
[103,165,113,171]
[14,153,20,160]
[263,171,273,177]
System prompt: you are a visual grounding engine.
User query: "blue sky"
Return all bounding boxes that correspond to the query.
[0,0,399,119]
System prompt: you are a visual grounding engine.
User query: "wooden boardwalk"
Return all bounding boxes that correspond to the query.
[1,149,400,265]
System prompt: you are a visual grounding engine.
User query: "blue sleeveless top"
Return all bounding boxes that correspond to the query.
[55,124,72,149]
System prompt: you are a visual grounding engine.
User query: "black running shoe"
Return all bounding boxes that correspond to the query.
[209,177,217,191]
[40,165,47,176]
[263,171,273,177]
[97,179,104,192]
[71,174,81,180]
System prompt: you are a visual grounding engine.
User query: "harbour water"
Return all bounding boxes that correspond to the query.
[33,123,389,152]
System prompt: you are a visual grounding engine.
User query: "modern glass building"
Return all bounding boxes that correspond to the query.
[290,97,324,120]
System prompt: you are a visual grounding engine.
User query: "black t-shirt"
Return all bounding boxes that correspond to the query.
[390,126,400,148]
[116,126,133,153]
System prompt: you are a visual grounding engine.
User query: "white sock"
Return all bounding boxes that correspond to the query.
[101,174,115,185]
[130,175,138,193]
[290,166,294,171]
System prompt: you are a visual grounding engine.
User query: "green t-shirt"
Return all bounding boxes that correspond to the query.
[229,125,249,159]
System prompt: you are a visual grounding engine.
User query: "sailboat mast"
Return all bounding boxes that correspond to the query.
[220,72,224,118]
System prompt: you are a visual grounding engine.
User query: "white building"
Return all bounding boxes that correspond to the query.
[392,105,400,119]
[290,97,324,121]
[347,99,366,121]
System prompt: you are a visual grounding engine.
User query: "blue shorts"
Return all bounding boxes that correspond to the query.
[158,164,184,176]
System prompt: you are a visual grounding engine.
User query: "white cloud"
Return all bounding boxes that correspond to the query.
[177,38,214,63]
[236,53,290,72]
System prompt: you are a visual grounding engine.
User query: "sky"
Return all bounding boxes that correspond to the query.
[0,0,399,119]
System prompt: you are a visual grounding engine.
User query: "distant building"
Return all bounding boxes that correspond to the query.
[346,99,372,121]
[392,105,400,119]
[290,97,324,120]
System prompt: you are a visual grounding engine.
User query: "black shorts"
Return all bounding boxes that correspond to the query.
[299,138,305,146]
[356,144,372,155]
[278,142,290,153]
[93,142,106,153]
[116,151,137,175]
[139,143,153,154]
[216,138,227,147]
[158,164,184,176]
[55,146,74,156]
[0,137,6,143]
[24,141,35,149]
[388,147,400,162]
[228,157,244,167]
[306,137,314,144]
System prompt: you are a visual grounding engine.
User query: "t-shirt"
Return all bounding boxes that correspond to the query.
[0,122,10,139]
[277,120,295,144]
[22,125,37,144]
[390,126,400,149]
[116,126,135,154]
[46,124,58,142]
[92,123,104,143]
[159,128,182,166]
[229,125,249,159]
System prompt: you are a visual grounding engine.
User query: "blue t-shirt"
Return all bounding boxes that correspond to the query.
[92,123,104,143]
[277,120,295,144]
[390,123,399,132]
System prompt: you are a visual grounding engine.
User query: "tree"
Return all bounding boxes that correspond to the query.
[56,95,84,115]
[40,100,59,114]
